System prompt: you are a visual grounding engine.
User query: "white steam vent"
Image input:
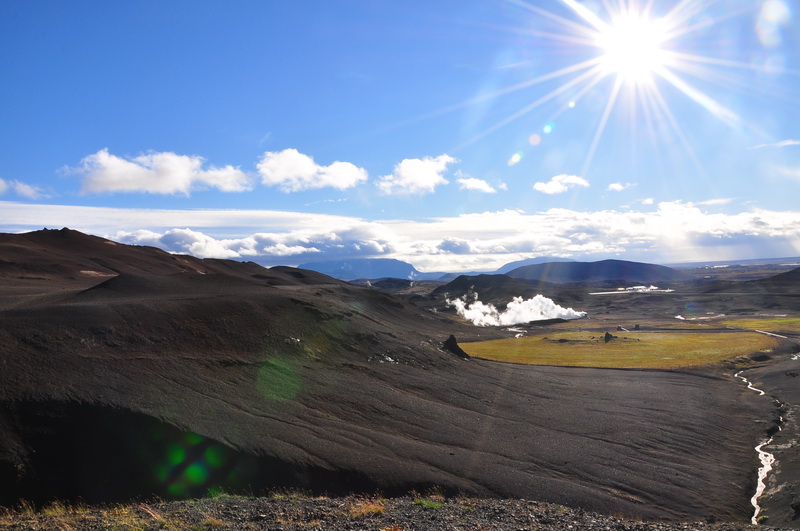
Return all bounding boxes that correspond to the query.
[446,292,586,326]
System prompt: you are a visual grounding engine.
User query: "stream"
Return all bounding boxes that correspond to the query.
[735,370,776,525]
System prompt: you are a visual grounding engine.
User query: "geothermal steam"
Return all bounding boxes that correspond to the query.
[447,292,586,326]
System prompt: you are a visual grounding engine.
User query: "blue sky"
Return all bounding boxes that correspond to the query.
[2,0,799,271]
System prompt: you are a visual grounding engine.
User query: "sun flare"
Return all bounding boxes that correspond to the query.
[596,14,669,84]
[465,0,758,176]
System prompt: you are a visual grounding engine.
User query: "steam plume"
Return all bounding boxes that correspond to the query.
[447,292,586,326]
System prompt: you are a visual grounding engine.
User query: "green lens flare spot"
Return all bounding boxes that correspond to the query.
[154,465,169,483]
[184,463,209,485]
[257,357,301,402]
[167,482,188,497]
[204,446,226,468]
[184,432,204,445]
[166,444,186,466]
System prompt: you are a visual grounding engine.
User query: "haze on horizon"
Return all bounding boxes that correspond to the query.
[1,0,799,272]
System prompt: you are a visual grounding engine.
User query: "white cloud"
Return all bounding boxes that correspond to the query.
[0,178,48,199]
[751,139,800,149]
[114,219,395,264]
[263,243,320,256]
[457,177,496,193]
[11,181,48,199]
[76,149,251,195]
[377,154,456,195]
[119,228,241,259]
[641,198,654,205]
[438,237,473,254]
[533,174,589,194]
[607,182,634,192]
[257,148,367,192]
[699,198,734,206]
[775,165,800,181]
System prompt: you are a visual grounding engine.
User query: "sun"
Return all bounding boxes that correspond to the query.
[596,13,670,84]
[451,0,750,172]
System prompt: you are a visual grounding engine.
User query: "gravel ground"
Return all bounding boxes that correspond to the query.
[0,494,793,530]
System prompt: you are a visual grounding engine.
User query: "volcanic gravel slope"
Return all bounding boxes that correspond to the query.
[0,228,783,525]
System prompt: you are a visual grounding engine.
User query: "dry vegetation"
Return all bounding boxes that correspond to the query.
[0,491,764,530]
[461,330,779,369]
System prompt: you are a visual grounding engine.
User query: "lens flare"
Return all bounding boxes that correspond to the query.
[152,431,241,499]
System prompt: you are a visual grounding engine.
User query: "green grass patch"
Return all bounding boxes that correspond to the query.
[719,317,800,334]
[412,499,446,510]
[462,331,778,369]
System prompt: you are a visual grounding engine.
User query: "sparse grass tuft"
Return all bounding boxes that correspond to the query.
[41,500,90,517]
[412,498,446,510]
[459,498,477,512]
[346,496,386,518]
[16,498,37,516]
[270,488,311,501]
[192,516,228,529]
[425,485,446,500]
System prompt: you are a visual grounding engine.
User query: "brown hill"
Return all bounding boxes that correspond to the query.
[752,265,800,290]
[0,229,778,524]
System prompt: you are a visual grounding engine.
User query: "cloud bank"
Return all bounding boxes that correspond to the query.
[447,292,586,326]
[2,200,799,270]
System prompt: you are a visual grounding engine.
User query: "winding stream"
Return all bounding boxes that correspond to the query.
[751,438,776,525]
[735,370,775,525]
[735,370,765,396]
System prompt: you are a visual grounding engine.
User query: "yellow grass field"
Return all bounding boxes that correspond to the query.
[719,317,800,334]
[461,331,778,369]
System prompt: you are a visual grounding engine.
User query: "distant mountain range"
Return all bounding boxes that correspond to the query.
[299,256,575,281]
[297,258,444,281]
[505,259,689,284]
[299,256,688,284]
[493,256,575,274]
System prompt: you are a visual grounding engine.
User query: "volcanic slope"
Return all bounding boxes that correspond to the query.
[0,229,778,524]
